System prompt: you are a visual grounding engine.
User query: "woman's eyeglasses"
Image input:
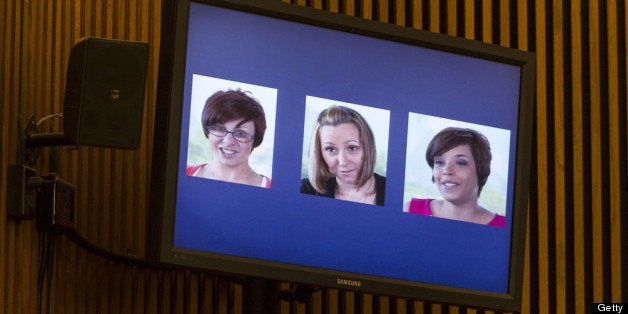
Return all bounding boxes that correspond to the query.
[206,125,255,143]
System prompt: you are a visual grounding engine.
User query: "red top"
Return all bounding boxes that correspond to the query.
[186,164,271,188]
[407,198,505,227]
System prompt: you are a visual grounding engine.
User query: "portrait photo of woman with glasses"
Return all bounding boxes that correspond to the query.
[186,75,276,188]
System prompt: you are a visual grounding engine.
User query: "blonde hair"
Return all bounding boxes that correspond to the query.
[308,105,376,194]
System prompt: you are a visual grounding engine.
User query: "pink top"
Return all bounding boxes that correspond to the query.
[407,198,505,228]
[186,164,271,188]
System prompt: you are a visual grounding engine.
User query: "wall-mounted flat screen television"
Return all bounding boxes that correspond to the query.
[148,0,535,311]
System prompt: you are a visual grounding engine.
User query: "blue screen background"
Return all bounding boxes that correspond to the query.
[173,3,522,293]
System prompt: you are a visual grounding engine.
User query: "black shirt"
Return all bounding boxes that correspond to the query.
[300,173,386,206]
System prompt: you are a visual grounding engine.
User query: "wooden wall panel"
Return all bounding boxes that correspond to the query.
[1,0,626,313]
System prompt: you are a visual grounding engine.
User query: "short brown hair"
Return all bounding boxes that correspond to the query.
[308,105,376,193]
[201,89,266,148]
[425,127,492,195]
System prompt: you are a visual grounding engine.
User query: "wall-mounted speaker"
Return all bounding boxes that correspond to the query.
[63,37,149,149]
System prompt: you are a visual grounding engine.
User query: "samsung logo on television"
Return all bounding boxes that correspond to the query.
[337,278,362,287]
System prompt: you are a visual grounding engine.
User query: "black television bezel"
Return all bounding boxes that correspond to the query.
[148,0,535,311]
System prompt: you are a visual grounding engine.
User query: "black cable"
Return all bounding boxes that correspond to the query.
[45,232,54,314]
[58,227,168,269]
[36,223,55,314]
[49,223,320,309]
[50,222,222,273]
[34,173,318,311]
[36,227,46,314]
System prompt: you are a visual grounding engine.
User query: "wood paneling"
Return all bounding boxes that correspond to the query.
[1,0,625,313]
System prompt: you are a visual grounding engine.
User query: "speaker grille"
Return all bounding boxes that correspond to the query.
[63,37,149,149]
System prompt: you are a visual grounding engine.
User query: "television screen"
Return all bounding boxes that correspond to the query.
[148,0,535,311]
